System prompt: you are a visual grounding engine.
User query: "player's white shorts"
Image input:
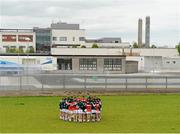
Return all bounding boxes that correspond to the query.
[92,110,96,114]
[78,109,83,114]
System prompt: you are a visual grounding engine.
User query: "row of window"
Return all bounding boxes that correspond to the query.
[53,37,85,42]
[2,35,33,42]
[57,58,122,71]
[3,46,33,49]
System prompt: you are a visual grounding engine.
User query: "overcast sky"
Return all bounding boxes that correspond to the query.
[0,0,179,47]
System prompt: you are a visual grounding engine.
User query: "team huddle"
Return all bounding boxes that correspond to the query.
[59,96,102,122]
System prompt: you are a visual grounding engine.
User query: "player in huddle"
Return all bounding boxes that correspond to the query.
[59,96,102,122]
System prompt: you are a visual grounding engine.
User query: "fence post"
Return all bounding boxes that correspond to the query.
[63,75,65,89]
[41,74,44,90]
[105,76,107,89]
[166,77,168,89]
[125,77,127,89]
[20,74,22,90]
[145,77,148,89]
[84,75,87,90]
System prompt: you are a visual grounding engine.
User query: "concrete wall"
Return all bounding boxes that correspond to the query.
[143,56,162,72]
[51,48,123,56]
[124,48,178,57]
[85,42,130,48]
[162,57,180,71]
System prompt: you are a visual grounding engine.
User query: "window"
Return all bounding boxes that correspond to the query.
[173,61,176,64]
[57,59,72,70]
[79,37,85,41]
[104,59,122,71]
[19,46,26,49]
[59,37,67,41]
[115,41,119,43]
[53,37,57,41]
[3,46,9,52]
[73,37,75,41]
[79,59,97,71]
[10,46,16,49]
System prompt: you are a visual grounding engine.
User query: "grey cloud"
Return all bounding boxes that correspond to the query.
[0,0,179,47]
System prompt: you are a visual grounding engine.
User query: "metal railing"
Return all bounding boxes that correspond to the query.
[0,74,180,91]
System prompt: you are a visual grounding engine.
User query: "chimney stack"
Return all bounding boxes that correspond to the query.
[145,16,150,48]
[138,18,143,47]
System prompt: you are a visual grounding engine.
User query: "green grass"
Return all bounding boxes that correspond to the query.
[0,94,180,133]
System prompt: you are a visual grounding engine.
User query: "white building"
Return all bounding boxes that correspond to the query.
[125,48,180,72]
[51,22,85,47]
[85,38,130,48]
[0,29,36,53]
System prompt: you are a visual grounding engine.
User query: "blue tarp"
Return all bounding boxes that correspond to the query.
[0,60,23,71]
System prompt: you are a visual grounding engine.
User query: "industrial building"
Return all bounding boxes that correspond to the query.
[0,29,36,53]
[85,38,130,48]
[0,48,139,74]
[51,22,86,48]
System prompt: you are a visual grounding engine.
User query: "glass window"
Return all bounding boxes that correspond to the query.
[73,37,75,41]
[59,37,67,41]
[104,59,122,71]
[53,37,57,41]
[57,59,72,70]
[79,59,97,71]
[79,37,85,41]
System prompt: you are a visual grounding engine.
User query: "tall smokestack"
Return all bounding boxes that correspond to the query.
[145,16,150,48]
[138,18,143,47]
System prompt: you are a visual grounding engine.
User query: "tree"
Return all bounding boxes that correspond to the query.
[92,43,99,48]
[151,44,157,48]
[29,47,35,53]
[26,47,35,53]
[176,42,180,56]
[132,42,138,48]
[19,48,24,53]
[81,45,86,48]
[9,48,16,53]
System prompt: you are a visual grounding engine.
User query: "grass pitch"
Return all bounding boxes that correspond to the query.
[0,94,180,133]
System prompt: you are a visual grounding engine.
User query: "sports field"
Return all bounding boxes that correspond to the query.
[0,94,180,133]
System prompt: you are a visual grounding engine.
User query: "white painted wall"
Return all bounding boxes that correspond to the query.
[124,48,179,57]
[85,42,130,48]
[51,48,123,56]
[51,29,85,46]
[162,57,180,71]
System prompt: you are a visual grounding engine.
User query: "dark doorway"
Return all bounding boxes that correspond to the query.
[57,59,72,70]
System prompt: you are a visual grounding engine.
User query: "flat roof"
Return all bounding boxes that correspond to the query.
[51,48,125,56]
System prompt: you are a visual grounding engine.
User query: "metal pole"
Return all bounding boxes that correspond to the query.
[63,75,65,89]
[84,75,87,89]
[105,76,107,89]
[41,74,44,90]
[166,76,168,89]
[146,77,148,89]
[125,77,127,89]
